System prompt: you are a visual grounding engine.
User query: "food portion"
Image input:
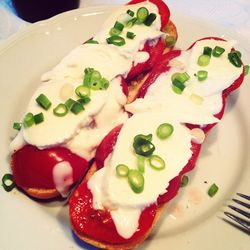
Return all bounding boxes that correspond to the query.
[10,0,175,199]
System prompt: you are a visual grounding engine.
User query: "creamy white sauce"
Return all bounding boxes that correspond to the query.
[52,161,73,198]
[88,112,193,238]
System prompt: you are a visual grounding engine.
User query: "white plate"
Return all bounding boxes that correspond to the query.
[0,6,249,250]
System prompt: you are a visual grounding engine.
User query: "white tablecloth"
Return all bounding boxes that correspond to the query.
[1,0,250,41]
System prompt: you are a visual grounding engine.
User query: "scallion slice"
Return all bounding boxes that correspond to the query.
[126,17,137,28]
[228,51,242,67]
[144,13,156,26]
[127,9,134,17]
[70,102,84,115]
[114,21,124,31]
[197,70,208,81]
[180,175,189,187]
[106,35,126,46]
[36,94,52,110]
[172,79,186,91]
[212,46,225,57]
[13,122,22,131]
[244,65,249,76]
[116,164,129,177]
[2,173,15,192]
[109,27,121,36]
[75,85,90,98]
[126,31,136,39]
[172,72,190,83]
[148,155,165,170]
[165,36,176,47]
[85,39,99,44]
[99,78,109,90]
[23,112,34,128]
[136,7,149,23]
[156,123,174,139]
[172,85,183,95]
[137,155,145,173]
[128,169,144,193]
[77,96,91,105]
[208,183,219,197]
[34,112,44,124]
[133,134,155,156]
[203,46,212,57]
[197,54,210,66]
[53,104,68,117]
[83,68,94,87]
[65,98,76,110]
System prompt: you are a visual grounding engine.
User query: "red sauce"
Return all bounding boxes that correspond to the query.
[12,144,89,189]
[69,181,157,245]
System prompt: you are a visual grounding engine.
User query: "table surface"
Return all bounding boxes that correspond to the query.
[0,0,250,43]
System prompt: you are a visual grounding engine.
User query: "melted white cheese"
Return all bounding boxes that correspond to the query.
[88,112,193,238]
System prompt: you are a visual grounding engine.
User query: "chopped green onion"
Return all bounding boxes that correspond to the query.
[189,93,204,105]
[212,46,225,57]
[133,134,155,156]
[165,36,176,47]
[148,155,165,170]
[116,164,129,177]
[100,78,109,90]
[144,13,156,26]
[70,102,84,115]
[106,35,126,46]
[171,72,190,83]
[65,98,76,110]
[77,96,91,105]
[53,104,68,117]
[137,155,145,173]
[136,7,149,23]
[244,65,249,76]
[197,54,210,66]
[90,80,103,90]
[2,173,15,192]
[197,70,208,81]
[172,85,183,95]
[208,183,219,197]
[127,9,134,17]
[33,112,44,124]
[228,51,242,67]
[83,68,94,87]
[203,46,212,57]
[13,122,22,131]
[23,112,34,128]
[172,79,186,91]
[235,50,242,58]
[75,85,90,98]
[128,169,144,193]
[36,94,52,110]
[127,31,136,39]
[134,133,152,142]
[180,175,189,187]
[86,39,99,44]
[156,123,174,139]
[109,27,121,36]
[114,21,124,31]
[126,17,137,28]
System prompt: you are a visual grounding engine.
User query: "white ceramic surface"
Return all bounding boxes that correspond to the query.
[0,6,249,250]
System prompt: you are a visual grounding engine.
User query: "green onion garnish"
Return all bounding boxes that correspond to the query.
[127,9,134,17]
[70,102,84,115]
[114,21,124,32]
[23,112,34,128]
[208,183,219,197]
[75,85,90,98]
[33,112,44,124]
[228,51,242,67]
[133,134,155,156]
[212,46,225,57]
[165,36,176,47]
[144,13,157,26]
[156,123,174,139]
[126,17,137,28]
[128,169,144,193]
[172,85,183,95]
[137,155,145,173]
[244,65,249,76]
[2,173,15,192]
[235,50,242,58]
[116,164,129,177]
[53,104,68,117]
[65,98,76,110]
[197,54,210,66]
[127,31,136,39]
[13,122,22,131]
[203,46,212,57]
[106,35,126,46]
[86,39,99,44]
[148,155,165,170]
[83,68,94,87]
[197,70,208,81]
[77,96,91,105]
[136,7,149,23]
[180,175,189,187]
[109,27,121,36]
[36,94,52,110]
[172,79,186,92]
[171,72,190,83]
